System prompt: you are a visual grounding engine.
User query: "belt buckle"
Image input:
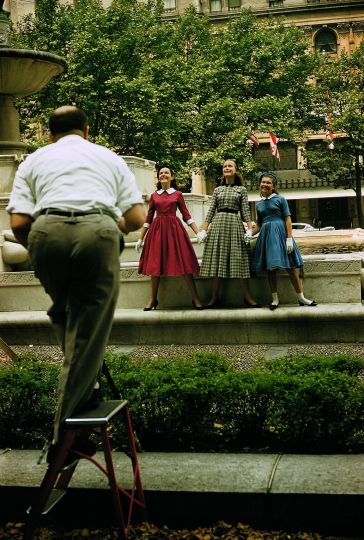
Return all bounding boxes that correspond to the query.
[67,210,78,223]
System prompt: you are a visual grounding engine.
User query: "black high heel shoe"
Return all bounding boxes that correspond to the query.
[192,300,204,311]
[143,299,159,311]
[244,300,262,308]
[298,300,317,307]
[204,300,219,309]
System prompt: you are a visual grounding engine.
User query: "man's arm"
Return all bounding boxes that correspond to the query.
[118,203,145,234]
[10,214,34,248]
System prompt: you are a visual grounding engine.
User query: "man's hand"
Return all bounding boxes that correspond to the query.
[10,214,33,248]
[118,204,145,234]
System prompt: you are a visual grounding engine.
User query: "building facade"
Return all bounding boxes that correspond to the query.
[167,0,364,228]
[6,0,364,227]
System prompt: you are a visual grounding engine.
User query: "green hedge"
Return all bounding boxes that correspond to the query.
[0,355,59,448]
[1,352,364,453]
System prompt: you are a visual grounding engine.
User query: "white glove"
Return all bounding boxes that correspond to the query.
[135,239,144,252]
[197,230,207,244]
[245,229,253,238]
[286,237,294,254]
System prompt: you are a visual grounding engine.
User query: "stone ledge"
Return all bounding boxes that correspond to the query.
[1,450,363,495]
[0,304,363,345]
[1,450,363,535]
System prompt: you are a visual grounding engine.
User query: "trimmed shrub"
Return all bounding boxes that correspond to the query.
[0,355,58,448]
[105,352,364,453]
[1,352,364,453]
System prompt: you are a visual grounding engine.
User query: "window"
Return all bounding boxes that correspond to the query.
[164,0,176,10]
[315,29,337,54]
[210,0,222,12]
[228,0,241,10]
[269,0,284,6]
[254,142,297,171]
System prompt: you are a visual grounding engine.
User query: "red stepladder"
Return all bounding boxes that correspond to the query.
[24,364,146,540]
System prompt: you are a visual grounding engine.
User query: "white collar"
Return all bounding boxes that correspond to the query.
[261,193,277,200]
[156,188,176,195]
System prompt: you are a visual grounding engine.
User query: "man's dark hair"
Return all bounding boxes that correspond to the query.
[49,107,88,136]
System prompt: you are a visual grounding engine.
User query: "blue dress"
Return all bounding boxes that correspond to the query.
[252,194,303,271]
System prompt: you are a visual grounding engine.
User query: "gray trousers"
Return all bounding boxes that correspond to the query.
[28,213,121,442]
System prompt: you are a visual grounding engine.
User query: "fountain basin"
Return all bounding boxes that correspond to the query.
[0,48,66,96]
[0,48,66,155]
[293,228,364,255]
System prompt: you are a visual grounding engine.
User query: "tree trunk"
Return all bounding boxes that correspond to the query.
[354,153,364,229]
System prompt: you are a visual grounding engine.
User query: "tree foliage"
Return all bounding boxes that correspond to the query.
[304,43,364,227]
[10,1,316,186]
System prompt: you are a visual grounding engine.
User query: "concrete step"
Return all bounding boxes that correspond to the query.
[1,303,363,345]
[1,449,363,535]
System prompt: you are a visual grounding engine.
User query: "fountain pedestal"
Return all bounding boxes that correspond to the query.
[0,6,67,265]
[0,46,67,208]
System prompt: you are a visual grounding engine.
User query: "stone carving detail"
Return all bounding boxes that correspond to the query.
[304,260,360,274]
[0,267,150,285]
[120,268,145,280]
[0,271,40,286]
[351,23,364,33]
[336,23,350,34]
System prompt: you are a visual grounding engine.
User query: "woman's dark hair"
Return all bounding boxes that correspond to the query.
[259,171,279,195]
[49,107,88,136]
[220,159,244,186]
[156,164,178,190]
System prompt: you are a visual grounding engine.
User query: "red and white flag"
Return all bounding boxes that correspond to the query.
[325,113,334,151]
[248,130,259,148]
[325,129,334,151]
[269,132,280,161]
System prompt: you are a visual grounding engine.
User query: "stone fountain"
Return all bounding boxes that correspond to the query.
[0,2,66,267]
[0,2,361,314]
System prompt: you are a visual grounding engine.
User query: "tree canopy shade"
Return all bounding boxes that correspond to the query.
[11,0,317,186]
[304,43,364,227]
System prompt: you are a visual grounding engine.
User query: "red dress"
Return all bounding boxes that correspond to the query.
[138,190,200,276]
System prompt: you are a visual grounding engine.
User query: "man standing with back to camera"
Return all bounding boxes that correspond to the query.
[7,105,146,462]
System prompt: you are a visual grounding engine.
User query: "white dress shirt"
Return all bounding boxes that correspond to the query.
[6,134,143,220]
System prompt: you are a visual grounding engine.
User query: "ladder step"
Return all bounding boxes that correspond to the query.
[42,488,67,514]
[27,488,67,516]
[65,399,128,427]
[42,488,67,516]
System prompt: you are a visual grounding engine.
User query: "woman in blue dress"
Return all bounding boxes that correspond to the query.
[251,172,317,310]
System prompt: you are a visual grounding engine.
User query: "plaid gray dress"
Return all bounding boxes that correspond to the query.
[200,185,251,278]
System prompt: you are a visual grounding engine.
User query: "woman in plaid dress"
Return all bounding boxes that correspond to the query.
[200,159,260,308]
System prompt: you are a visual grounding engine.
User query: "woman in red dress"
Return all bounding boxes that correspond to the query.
[136,165,206,310]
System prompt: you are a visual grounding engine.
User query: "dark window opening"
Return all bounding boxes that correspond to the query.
[315,29,337,54]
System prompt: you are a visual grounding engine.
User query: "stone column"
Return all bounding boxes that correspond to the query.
[0,95,27,155]
[297,144,306,170]
[191,171,207,195]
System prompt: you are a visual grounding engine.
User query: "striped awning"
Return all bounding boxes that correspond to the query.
[249,188,358,202]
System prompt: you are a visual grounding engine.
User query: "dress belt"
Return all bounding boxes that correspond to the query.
[40,208,114,219]
[217,208,238,214]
